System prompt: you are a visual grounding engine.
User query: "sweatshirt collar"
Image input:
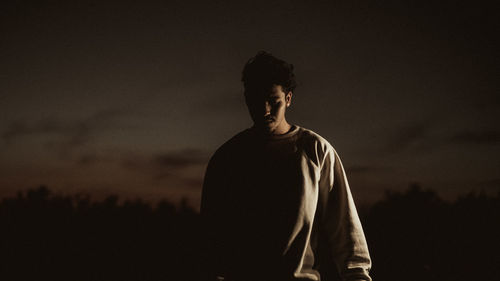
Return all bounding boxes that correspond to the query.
[248,125,300,140]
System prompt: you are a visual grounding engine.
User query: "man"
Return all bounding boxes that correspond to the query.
[200,51,371,281]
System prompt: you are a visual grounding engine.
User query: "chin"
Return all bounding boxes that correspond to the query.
[256,123,275,131]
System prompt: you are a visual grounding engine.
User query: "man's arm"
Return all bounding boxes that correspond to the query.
[200,155,218,216]
[200,154,225,281]
[317,147,372,281]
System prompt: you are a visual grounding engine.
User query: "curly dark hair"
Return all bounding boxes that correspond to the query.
[241,51,297,94]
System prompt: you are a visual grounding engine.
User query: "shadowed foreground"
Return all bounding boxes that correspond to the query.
[1,185,499,281]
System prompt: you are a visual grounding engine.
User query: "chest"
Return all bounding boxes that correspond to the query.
[225,142,320,214]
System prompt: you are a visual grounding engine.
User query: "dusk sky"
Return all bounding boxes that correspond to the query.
[1,0,498,209]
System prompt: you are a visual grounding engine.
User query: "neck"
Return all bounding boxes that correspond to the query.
[273,120,292,135]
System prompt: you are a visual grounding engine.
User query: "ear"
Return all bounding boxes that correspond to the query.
[286,92,293,107]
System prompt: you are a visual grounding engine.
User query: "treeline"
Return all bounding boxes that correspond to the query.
[0,185,499,281]
[364,184,500,281]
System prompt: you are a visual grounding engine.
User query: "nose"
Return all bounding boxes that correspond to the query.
[263,101,271,115]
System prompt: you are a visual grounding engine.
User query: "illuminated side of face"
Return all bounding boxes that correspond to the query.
[244,84,292,135]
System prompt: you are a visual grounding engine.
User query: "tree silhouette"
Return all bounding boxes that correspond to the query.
[1,184,499,281]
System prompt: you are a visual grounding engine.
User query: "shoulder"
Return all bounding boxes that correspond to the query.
[297,126,334,149]
[208,128,252,165]
[295,126,338,166]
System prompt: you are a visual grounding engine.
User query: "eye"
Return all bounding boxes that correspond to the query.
[269,98,280,105]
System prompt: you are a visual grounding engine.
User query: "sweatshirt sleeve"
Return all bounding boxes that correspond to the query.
[200,153,226,281]
[200,154,219,217]
[317,147,372,281]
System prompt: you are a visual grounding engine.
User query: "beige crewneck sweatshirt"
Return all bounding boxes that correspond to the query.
[201,125,371,281]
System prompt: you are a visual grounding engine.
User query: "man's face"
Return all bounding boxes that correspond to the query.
[244,84,292,134]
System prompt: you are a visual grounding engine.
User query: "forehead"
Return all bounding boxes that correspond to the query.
[246,84,286,98]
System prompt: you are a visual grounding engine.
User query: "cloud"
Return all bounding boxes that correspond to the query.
[381,122,500,157]
[121,148,208,187]
[384,120,433,153]
[76,153,101,166]
[1,108,127,159]
[2,121,29,143]
[152,172,204,190]
[2,108,125,142]
[347,165,390,174]
[478,179,500,190]
[122,148,207,171]
[449,130,500,145]
[152,148,207,170]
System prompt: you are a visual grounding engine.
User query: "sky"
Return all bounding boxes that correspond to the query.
[1,0,498,209]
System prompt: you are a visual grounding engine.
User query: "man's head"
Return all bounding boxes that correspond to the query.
[242,51,296,134]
